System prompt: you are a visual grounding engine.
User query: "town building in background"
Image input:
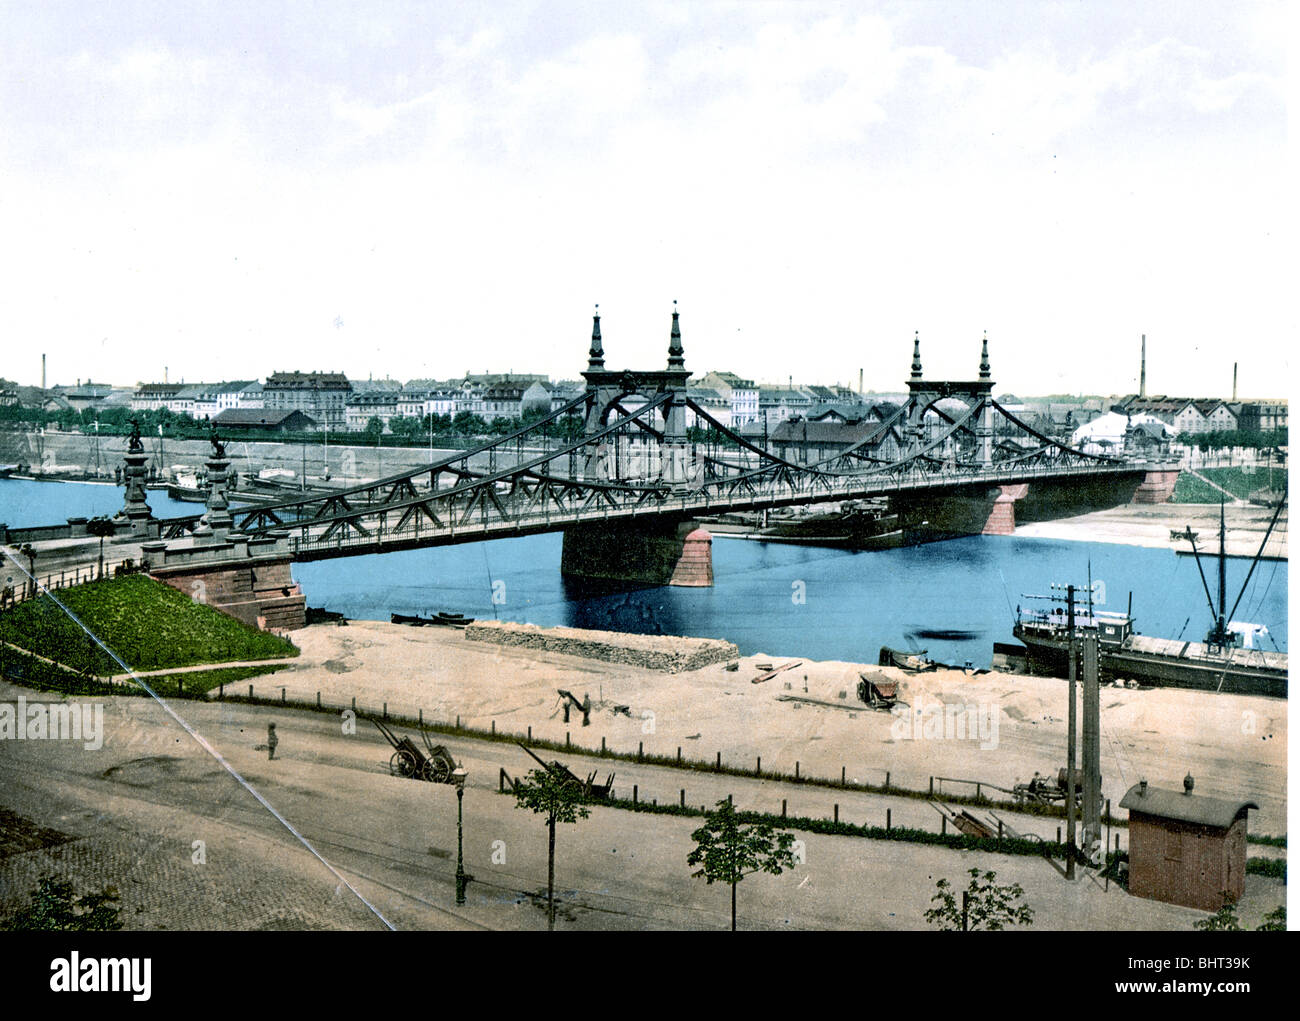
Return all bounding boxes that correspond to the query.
[263,371,352,430]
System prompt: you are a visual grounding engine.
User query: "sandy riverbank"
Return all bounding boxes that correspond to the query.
[1013,503,1287,558]
[249,619,1287,834]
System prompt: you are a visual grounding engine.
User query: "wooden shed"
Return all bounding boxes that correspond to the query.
[1120,775,1257,912]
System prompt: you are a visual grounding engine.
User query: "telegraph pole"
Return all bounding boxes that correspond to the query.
[1081,631,1102,865]
[1065,583,1077,880]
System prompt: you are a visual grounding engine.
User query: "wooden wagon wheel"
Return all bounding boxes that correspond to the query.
[390,749,418,778]
[424,758,451,783]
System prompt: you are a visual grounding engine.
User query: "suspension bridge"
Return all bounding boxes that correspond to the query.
[2,307,1179,627]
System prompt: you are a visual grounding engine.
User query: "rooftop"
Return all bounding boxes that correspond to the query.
[1120,780,1257,828]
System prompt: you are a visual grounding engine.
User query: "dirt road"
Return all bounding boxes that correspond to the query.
[247,622,1287,835]
[1,685,1283,930]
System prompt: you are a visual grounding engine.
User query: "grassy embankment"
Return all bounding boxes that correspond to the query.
[1170,465,1287,504]
[0,574,296,696]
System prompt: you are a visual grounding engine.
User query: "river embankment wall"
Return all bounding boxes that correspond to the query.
[463,619,738,672]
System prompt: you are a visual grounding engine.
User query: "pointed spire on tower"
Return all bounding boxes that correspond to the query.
[667,299,685,370]
[910,330,923,381]
[979,330,991,379]
[587,303,604,371]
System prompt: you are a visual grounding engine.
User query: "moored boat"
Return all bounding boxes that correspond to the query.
[1009,499,1287,698]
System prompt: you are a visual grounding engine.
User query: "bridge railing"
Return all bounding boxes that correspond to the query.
[0,556,148,607]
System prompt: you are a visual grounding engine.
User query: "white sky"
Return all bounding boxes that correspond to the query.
[1,1,1293,398]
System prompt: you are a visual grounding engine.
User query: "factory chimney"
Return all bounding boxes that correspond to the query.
[1233,362,1238,401]
[859,368,863,394]
[1139,335,1146,398]
[41,353,46,392]
[164,365,169,384]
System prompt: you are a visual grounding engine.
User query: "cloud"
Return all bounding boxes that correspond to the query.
[0,5,1288,396]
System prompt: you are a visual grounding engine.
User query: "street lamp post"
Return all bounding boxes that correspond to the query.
[452,766,468,904]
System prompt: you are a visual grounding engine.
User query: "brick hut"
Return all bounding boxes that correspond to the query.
[1120,774,1257,912]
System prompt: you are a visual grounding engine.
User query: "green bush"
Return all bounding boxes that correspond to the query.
[1246,857,1286,881]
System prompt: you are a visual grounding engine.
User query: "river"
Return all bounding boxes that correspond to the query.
[1,479,1287,667]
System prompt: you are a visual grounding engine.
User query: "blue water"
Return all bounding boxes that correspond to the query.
[0,477,211,527]
[1,480,1286,666]
[292,531,1288,668]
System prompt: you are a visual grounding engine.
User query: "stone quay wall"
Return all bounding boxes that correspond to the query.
[463,619,738,673]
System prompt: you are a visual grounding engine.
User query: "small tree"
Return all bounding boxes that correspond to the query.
[926,868,1034,931]
[687,798,798,931]
[1256,905,1286,931]
[4,876,123,931]
[512,767,591,931]
[86,516,115,579]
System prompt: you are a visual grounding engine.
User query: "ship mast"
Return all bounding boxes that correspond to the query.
[1215,499,1228,648]
[1186,494,1287,650]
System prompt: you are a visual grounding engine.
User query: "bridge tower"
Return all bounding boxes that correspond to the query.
[579,302,694,485]
[902,331,996,466]
[564,303,712,586]
[976,331,995,466]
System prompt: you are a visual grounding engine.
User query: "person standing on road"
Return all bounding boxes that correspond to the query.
[267,722,278,760]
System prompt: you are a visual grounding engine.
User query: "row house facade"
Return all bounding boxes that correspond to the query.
[758,387,814,425]
[344,391,400,431]
[189,381,261,421]
[131,382,187,412]
[684,387,732,429]
[263,371,352,431]
[1114,394,1243,435]
[1237,399,1287,434]
[547,381,586,414]
[695,371,760,426]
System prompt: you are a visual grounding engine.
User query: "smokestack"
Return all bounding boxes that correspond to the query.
[1139,335,1146,398]
[164,365,169,384]
[41,353,46,391]
[859,367,863,394]
[1233,362,1238,401]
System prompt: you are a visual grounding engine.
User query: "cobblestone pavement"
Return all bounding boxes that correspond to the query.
[0,798,384,930]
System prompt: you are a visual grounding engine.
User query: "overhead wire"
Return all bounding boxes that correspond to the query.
[0,548,398,931]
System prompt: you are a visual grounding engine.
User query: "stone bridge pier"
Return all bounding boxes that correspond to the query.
[896,469,1165,540]
[560,519,714,587]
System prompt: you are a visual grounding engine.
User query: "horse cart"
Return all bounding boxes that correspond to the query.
[371,718,459,783]
[501,742,615,801]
